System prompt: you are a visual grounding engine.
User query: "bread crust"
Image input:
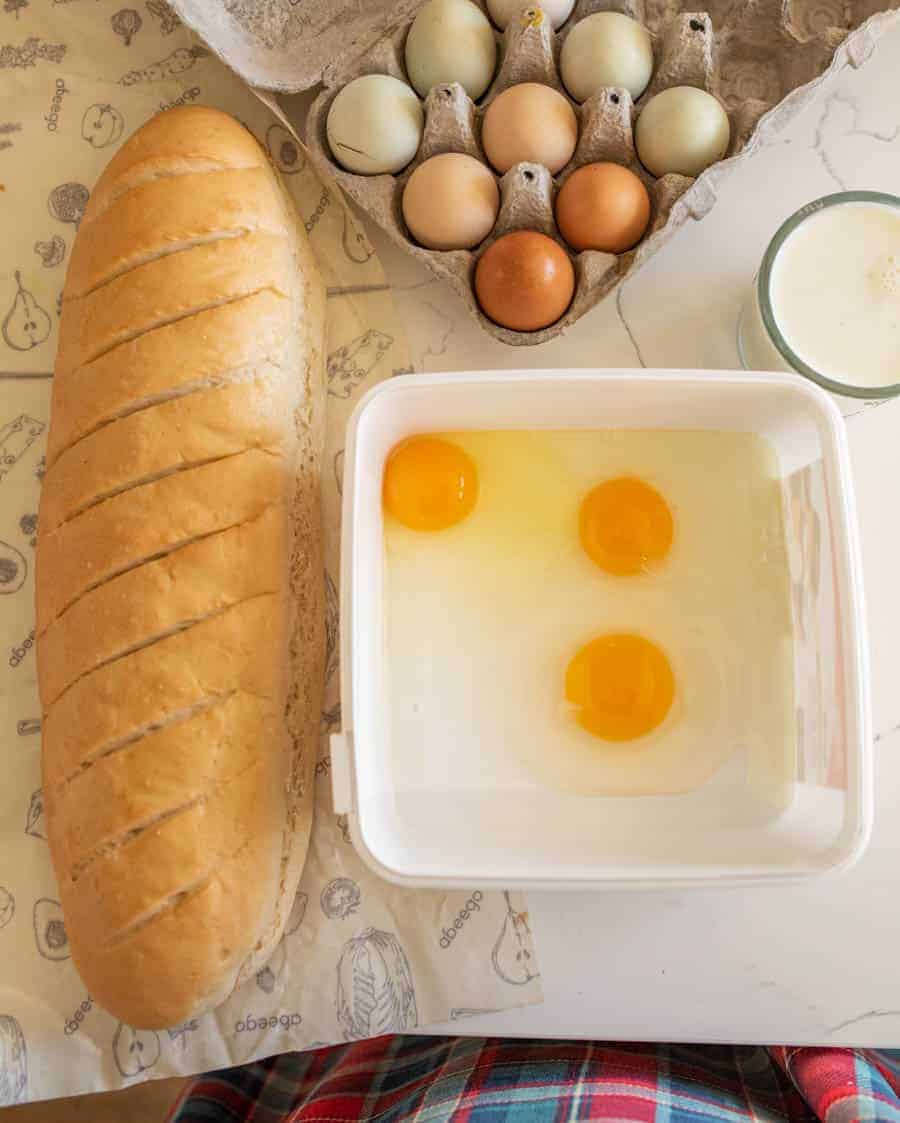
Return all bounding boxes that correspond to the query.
[46,291,292,467]
[37,106,326,1029]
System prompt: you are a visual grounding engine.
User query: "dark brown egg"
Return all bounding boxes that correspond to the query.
[474,231,575,332]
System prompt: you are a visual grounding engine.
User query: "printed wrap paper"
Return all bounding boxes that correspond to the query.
[0,0,541,1105]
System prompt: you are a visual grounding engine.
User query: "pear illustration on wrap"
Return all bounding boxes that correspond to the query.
[2,272,51,352]
[492,892,539,985]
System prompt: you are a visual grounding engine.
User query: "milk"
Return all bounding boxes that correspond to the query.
[740,199,900,390]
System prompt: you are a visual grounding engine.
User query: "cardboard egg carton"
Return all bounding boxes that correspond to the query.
[172,0,900,346]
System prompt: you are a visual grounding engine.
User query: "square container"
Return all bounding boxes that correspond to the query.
[331,370,871,889]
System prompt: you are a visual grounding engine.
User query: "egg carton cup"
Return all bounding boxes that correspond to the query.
[172,0,900,346]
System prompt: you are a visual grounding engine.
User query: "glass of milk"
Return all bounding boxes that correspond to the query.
[738,191,900,398]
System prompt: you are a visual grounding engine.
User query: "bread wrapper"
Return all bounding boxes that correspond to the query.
[0,0,540,1104]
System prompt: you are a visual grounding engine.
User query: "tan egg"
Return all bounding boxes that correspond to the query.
[482,83,578,175]
[402,153,500,250]
[475,230,575,331]
[555,162,651,253]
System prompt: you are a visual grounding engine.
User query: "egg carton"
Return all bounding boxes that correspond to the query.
[302,0,893,345]
[172,0,900,346]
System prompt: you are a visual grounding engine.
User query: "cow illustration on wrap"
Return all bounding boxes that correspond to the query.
[0,414,44,482]
[326,330,392,399]
[0,1015,26,1106]
[336,928,417,1040]
[492,891,539,986]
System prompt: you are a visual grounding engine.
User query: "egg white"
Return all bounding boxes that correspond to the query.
[384,429,796,803]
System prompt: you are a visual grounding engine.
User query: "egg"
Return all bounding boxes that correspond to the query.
[481,83,578,174]
[566,632,675,741]
[580,476,673,575]
[474,230,574,331]
[556,162,651,253]
[384,436,479,531]
[402,153,500,250]
[635,86,731,178]
[327,75,423,175]
[384,428,796,798]
[487,0,575,29]
[405,0,498,100]
[560,12,654,102]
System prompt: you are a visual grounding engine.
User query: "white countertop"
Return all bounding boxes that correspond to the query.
[342,21,900,1048]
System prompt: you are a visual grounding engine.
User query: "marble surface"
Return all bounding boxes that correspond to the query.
[327,18,900,1047]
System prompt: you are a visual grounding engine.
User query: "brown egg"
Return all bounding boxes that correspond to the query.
[475,230,575,331]
[555,162,651,253]
[481,83,578,175]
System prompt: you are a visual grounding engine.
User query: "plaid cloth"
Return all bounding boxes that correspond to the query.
[166,1036,900,1123]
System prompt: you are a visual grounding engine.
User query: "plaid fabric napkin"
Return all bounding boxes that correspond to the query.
[165,1035,900,1122]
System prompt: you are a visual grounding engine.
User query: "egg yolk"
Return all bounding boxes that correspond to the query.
[580,476,673,576]
[383,436,479,531]
[565,633,675,742]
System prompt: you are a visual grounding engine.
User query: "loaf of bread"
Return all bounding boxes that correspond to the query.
[35,106,326,1029]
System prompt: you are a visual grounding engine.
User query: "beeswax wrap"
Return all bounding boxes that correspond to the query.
[0,0,541,1104]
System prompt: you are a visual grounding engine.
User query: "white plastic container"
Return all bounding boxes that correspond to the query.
[331,370,871,889]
